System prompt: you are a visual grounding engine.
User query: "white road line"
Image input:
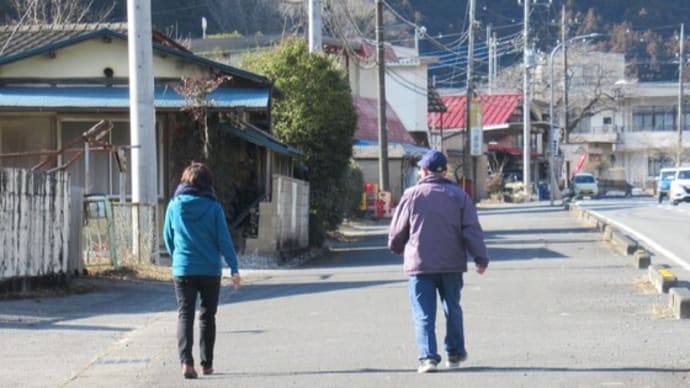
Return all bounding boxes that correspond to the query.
[588,209,690,272]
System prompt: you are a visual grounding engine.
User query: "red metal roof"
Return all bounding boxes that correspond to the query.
[354,96,415,144]
[427,93,522,130]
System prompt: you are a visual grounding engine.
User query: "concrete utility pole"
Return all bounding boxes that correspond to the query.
[375,0,389,191]
[464,0,476,197]
[562,4,569,147]
[487,24,493,94]
[678,23,685,167]
[127,0,158,260]
[127,0,157,205]
[522,0,531,198]
[308,0,322,53]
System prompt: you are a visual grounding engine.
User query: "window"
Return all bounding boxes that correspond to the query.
[648,155,673,177]
[632,106,676,132]
[0,117,55,169]
[61,120,132,196]
[603,117,613,125]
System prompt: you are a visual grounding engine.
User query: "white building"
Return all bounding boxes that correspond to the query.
[577,81,690,190]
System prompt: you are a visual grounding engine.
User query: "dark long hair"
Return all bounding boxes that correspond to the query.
[180,162,214,191]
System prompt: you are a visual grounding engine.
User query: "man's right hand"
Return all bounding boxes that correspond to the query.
[476,265,487,274]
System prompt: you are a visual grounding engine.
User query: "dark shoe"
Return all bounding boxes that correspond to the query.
[182,365,198,379]
[202,367,214,375]
[446,352,468,368]
[417,358,438,373]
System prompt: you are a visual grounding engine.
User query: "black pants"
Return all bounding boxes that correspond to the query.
[173,276,221,368]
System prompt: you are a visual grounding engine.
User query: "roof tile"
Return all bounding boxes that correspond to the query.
[428,93,522,130]
[354,96,415,144]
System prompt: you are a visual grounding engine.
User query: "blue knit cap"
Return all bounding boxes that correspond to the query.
[418,150,447,172]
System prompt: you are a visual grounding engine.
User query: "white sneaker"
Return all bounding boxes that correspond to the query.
[446,353,468,368]
[417,359,438,373]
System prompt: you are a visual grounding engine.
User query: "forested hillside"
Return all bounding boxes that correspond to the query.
[0,0,688,82]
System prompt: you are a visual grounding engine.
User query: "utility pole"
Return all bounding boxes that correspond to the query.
[487,24,493,94]
[522,0,532,198]
[127,0,157,205]
[308,0,322,53]
[375,0,389,191]
[464,0,476,198]
[678,23,685,167]
[562,4,569,145]
[127,0,157,260]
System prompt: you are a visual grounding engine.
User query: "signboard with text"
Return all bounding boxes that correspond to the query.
[470,99,483,156]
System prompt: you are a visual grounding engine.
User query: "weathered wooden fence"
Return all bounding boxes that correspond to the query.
[0,168,71,284]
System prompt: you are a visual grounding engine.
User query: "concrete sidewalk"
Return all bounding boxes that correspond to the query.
[1,201,689,387]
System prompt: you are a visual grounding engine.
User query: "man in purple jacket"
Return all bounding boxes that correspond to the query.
[388,150,489,373]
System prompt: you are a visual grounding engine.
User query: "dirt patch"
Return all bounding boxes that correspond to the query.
[87,265,172,282]
[633,277,657,295]
[650,304,675,320]
[0,278,96,301]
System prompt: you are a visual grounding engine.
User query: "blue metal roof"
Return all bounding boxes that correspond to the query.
[0,86,269,109]
[353,139,429,156]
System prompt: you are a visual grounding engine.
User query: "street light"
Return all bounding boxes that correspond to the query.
[549,33,604,205]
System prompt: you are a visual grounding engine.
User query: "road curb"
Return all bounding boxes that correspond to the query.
[669,287,690,319]
[568,202,690,320]
[648,264,677,293]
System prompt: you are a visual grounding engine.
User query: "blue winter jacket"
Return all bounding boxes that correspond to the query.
[388,175,489,275]
[164,184,239,277]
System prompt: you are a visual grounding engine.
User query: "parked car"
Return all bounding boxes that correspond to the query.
[572,173,599,199]
[669,167,690,205]
[657,167,677,203]
[597,178,633,197]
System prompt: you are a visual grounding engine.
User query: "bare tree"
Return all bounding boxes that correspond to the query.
[494,44,625,143]
[173,74,232,159]
[10,0,115,24]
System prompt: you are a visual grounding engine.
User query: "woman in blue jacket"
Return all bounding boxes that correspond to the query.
[164,162,241,379]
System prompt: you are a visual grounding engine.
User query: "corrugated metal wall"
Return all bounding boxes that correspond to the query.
[0,168,70,280]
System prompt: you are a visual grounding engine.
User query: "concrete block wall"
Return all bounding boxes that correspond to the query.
[245,175,309,255]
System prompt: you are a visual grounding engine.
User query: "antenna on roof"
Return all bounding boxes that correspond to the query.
[201,17,207,39]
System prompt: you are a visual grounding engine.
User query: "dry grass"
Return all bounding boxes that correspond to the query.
[87,264,172,282]
[633,276,657,294]
[651,304,675,320]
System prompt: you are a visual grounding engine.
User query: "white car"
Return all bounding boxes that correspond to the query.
[669,167,690,205]
[572,173,599,199]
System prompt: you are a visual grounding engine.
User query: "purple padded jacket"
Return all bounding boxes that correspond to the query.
[388,175,489,275]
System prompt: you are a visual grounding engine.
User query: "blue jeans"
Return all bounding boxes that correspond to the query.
[408,273,465,362]
[173,276,221,368]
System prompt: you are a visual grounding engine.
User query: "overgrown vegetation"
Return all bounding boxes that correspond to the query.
[241,39,357,246]
[340,160,365,219]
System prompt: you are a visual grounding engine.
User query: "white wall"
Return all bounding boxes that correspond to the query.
[348,47,431,135]
[0,38,207,79]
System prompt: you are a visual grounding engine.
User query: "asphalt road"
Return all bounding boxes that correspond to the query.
[1,201,689,388]
[573,196,690,274]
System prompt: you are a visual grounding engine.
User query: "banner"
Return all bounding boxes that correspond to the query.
[470,99,483,156]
